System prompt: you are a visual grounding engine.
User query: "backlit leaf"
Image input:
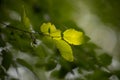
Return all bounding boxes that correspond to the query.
[63,29,83,45]
[54,40,74,62]
[50,30,61,40]
[21,6,31,31]
[40,22,57,35]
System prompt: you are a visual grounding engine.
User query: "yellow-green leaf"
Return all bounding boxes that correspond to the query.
[54,40,74,62]
[50,30,61,40]
[40,22,57,35]
[63,29,83,45]
[21,6,31,31]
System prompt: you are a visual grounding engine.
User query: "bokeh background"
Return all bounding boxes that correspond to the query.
[0,0,120,80]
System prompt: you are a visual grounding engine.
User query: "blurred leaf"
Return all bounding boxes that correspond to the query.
[73,46,97,70]
[0,50,13,80]
[0,65,6,79]
[51,67,68,79]
[6,30,34,53]
[35,59,46,68]
[58,58,77,73]
[33,45,47,58]
[113,70,120,79]
[63,29,84,45]
[0,34,6,47]
[86,69,111,80]
[21,6,31,31]
[98,53,112,66]
[16,58,33,71]
[82,42,100,50]
[42,36,55,50]
[82,35,90,44]
[45,58,57,71]
[1,50,13,70]
[51,70,60,78]
[54,40,74,62]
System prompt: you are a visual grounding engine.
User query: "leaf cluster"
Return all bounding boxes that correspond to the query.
[0,0,119,80]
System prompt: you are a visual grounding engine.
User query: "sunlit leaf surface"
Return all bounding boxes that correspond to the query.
[40,22,57,35]
[54,40,74,62]
[63,29,83,45]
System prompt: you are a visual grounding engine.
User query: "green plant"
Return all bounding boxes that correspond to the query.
[0,0,120,80]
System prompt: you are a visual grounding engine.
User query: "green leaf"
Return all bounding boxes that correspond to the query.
[40,22,57,35]
[114,70,120,79]
[0,65,6,79]
[63,29,83,45]
[0,35,6,47]
[45,59,57,71]
[51,68,68,79]
[86,69,111,80]
[50,30,61,40]
[54,40,74,62]
[21,6,31,31]
[98,53,112,66]
[17,58,33,71]
[40,22,62,40]
[1,50,13,70]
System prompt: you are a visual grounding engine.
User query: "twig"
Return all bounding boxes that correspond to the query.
[0,22,42,35]
[0,22,32,33]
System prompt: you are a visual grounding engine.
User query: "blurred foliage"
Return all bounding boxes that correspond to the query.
[84,0,120,30]
[0,0,120,80]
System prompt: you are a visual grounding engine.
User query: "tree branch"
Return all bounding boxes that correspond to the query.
[0,22,42,35]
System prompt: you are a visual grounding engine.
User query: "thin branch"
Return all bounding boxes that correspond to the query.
[0,22,42,35]
[0,22,32,33]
